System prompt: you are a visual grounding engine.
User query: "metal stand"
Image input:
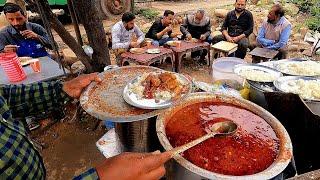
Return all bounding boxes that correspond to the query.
[115,116,161,152]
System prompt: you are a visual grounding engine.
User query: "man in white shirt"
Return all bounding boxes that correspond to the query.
[111,12,145,65]
[112,13,144,48]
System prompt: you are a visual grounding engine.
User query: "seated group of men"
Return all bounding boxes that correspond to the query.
[112,0,291,63]
[0,0,291,63]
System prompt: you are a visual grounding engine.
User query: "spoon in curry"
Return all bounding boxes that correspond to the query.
[170,120,238,157]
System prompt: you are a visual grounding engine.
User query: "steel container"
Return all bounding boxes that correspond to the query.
[157,93,293,180]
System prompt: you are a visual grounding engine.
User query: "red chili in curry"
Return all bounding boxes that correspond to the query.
[166,102,279,176]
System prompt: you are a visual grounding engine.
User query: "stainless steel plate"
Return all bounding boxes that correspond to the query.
[80,66,164,122]
[234,64,282,82]
[123,71,192,110]
[274,76,320,102]
[274,59,320,76]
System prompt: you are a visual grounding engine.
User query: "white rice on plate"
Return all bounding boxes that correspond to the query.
[283,79,320,100]
[127,72,186,102]
[239,69,278,82]
[277,61,320,76]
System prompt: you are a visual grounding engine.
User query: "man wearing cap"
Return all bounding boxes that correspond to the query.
[0,3,52,58]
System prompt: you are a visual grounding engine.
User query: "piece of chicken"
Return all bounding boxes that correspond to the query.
[150,76,161,87]
[159,72,176,83]
[165,79,178,90]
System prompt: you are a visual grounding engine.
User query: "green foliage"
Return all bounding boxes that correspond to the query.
[290,0,314,13]
[135,8,159,20]
[306,17,320,32]
[290,0,320,31]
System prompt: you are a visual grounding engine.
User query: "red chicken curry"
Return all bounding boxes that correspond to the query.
[166,102,279,176]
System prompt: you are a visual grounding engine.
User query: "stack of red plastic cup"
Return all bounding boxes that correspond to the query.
[0,52,26,82]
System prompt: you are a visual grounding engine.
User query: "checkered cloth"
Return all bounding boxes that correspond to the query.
[0,81,98,179]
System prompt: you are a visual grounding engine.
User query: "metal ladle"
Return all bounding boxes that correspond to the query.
[170,120,238,157]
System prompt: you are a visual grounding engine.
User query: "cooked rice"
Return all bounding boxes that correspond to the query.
[155,90,172,101]
[239,69,278,82]
[278,61,320,76]
[128,73,149,99]
[286,79,320,100]
[128,72,185,101]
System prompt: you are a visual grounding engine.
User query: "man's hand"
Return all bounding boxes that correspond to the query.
[62,73,102,99]
[164,26,172,33]
[231,36,240,43]
[200,34,206,41]
[96,151,172,180]
[225,35,234,43]
[186,34,192,40]
[232,34,245,43]
[170,32,179,38]
[130,41,139,48]
[20,30,39,40]
[3,45,18,53]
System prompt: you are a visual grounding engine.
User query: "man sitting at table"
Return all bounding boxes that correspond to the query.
[111,12,145,64]
[146,10,179,46]
[212,0,253,59]
[256,4,291,60]
[0,73,172,179]
[180,9,212,63]
[0,3,52,58]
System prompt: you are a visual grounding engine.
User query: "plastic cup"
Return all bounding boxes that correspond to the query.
[30,59,41,73]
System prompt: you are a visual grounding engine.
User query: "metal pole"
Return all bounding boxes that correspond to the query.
[34,0,66,75]
[67,0,83,46]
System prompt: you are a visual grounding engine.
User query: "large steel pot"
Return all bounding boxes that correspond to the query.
[157,93,292,180]
[247,80,320,116]
[247,80,275,109]
[304,100,320,116]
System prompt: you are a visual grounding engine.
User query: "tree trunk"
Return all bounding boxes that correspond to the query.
[26,0,94,72]
[74,0,111,72]
[49,16,94,72]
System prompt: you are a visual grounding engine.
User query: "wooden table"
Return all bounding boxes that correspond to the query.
[121,46,175,71]
[168,41,210,72]
[250,47,279,63]
[0,56,68,85]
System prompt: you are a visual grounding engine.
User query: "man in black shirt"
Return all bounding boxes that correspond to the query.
[212,0,253,59]
[146,10,178,46]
